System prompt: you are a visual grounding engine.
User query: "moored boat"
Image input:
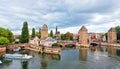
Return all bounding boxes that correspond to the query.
[3,54,32,60]
[0,60,2,65]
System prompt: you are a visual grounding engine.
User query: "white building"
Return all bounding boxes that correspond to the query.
[29,36,40,46]
[41,37,57,47]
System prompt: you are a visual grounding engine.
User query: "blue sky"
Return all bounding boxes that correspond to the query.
[0,0,120,34]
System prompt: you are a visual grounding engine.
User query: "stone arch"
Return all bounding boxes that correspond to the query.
[64,44,76,48]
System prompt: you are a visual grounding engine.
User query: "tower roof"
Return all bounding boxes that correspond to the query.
[79,26,87,32]
[108,27,116,32]
[41,24,48,30]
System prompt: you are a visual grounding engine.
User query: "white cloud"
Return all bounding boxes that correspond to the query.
[0,0,120,34]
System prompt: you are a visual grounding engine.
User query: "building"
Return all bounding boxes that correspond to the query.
[41,24,48,40]
[108,27,117,43]
[55,26,60,39]
[73,34,79,41]
[40,37,57,47]
[89,33,104,42]
[78,26,88,44]
[29,36,40,46]
[14,35,20,43]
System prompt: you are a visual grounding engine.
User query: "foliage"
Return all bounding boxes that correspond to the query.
[115,26,120,40]
[65,32,70,40]
[35,32,41,38]
[31,28,35,38]
[0,27,14,43]
[61,34,66,40]
[36,28,41,38]
[104,33,108,41]
[50,30,53,37]
[6,29,14,43]
[20,21,29,43]
[0,37,10,45]
[70,33,73,40]
[52,42,61,48]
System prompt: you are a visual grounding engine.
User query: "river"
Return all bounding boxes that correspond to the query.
[0,46,120,69]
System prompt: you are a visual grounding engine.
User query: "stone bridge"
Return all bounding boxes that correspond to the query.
[59,41,76,47]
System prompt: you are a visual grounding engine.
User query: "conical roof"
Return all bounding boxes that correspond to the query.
[108,27,116,32]
[41,24,48,30]
[79,26,87,32]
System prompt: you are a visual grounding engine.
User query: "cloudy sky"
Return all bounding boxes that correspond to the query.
[0,0,120,34]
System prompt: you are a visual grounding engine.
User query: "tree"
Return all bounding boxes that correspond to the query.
[61,34,66,40]
[35,32,41,38]
[115,26,120,40]
[50,30,53,37]
[0,27,14,43]
[31,28,35,38]
[6,29,14,43]
[0,37,10,45]
[70,33,73,40]
[20,21,29,43]
[66,32,70,40]
[104,33,108,41]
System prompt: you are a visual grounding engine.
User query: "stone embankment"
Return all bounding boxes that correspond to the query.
[44,47,61,55]
[101,43,120,48]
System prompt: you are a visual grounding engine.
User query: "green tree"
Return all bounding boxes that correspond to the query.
[0,37,10,45]
[20,21,29,43]
[65,32,70,40]
[31,28,35,38]
[104,33,108,41]
[6,29,14,43]
[61,34,66,40]
[115,26,120,40]
[70,33,73,40]
[50,30,53,37]
[0,27,14,43]
[35,32,41,38]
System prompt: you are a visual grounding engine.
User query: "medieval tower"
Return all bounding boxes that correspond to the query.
[78,26,88,44]
[108,27,117,43]
[41,24,48,40]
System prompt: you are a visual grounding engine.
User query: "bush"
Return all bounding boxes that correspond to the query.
[0,37,10,45]
[52,43,62,48]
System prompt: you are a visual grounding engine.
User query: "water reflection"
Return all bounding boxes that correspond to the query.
[107,47,117,57]
[0,46,120,69]
[116,49,120,56]
[22,61,28,69]
[79,48,87,61]
[41,54,48,69]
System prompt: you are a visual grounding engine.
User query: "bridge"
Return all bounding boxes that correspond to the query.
[59,41,76,47]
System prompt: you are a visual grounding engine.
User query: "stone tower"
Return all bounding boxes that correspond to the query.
[41,24,48,40]
[108,27,117,43]
[78,26,88,44]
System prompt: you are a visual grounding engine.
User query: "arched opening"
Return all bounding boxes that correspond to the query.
[65,44,76,48]
[90,43,98,47]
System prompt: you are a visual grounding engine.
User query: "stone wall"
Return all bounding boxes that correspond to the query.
[0,46,6,55]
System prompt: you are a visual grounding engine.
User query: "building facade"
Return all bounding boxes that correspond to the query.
[78,26,88,44]
[41,24,48,40]
[108,28,117,43]
[55,26,60,39]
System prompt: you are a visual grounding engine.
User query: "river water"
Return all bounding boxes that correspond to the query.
[0,46,120,69]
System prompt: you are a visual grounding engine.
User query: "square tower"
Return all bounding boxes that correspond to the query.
[41,24,48,40]
[78,26,88,44]
[108,28,117,43]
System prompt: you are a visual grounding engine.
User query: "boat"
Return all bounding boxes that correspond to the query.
[0,60,2,65]
[3,54,32,60]
[22,54,32,59]
[13,47,21,51]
